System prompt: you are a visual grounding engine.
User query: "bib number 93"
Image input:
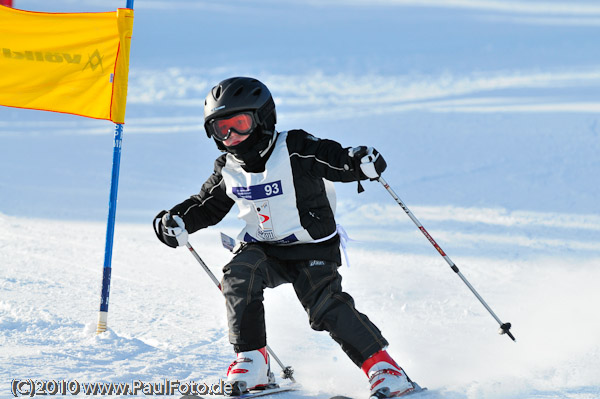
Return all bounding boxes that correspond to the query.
[264,182,280,197]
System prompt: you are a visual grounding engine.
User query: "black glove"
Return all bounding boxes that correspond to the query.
[348,146,387,180]
[153,210,188,248]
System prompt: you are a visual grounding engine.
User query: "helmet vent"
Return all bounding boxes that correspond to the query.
[233,86,244,97]
[214,85,222,99]
[252,88,262,97]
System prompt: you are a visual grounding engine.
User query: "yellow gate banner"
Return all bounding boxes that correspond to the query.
[0,7,134,123]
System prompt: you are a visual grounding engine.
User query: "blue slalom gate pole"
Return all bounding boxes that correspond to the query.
[96,0,135,335]
[96,123,123,334]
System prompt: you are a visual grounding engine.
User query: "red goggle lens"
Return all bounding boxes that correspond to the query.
[212,113,255,141]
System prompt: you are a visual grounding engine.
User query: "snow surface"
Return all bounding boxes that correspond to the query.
[1,1,600,398]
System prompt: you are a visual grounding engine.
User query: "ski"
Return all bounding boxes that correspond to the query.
[329,383,428,399]
[180,385,297,399]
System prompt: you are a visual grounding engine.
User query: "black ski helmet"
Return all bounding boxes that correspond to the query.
[204,77,276,142]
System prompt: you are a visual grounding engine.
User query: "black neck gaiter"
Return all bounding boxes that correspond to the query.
[223,129,278,173]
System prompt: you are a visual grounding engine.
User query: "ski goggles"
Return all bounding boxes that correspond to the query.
[207,112,257,141]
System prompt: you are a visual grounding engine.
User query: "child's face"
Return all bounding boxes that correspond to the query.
[223,131,251,147]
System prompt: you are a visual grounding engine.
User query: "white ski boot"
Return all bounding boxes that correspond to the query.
[362,349,420,398]
[226,347,276,395]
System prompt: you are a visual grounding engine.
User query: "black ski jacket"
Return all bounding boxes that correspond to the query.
[168,129,370,264]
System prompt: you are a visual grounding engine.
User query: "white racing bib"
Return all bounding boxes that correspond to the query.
[221,131,335,245]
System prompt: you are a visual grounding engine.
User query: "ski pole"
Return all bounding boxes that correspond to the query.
[185,242,297,381]
[376,177,516,342]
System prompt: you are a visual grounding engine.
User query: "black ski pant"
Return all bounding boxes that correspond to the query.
[221,243,389,367]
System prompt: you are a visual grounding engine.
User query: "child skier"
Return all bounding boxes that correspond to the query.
[153,77,421,398]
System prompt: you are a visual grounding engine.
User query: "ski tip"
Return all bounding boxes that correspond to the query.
[334,381,427,399]
[412,382,427,392]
